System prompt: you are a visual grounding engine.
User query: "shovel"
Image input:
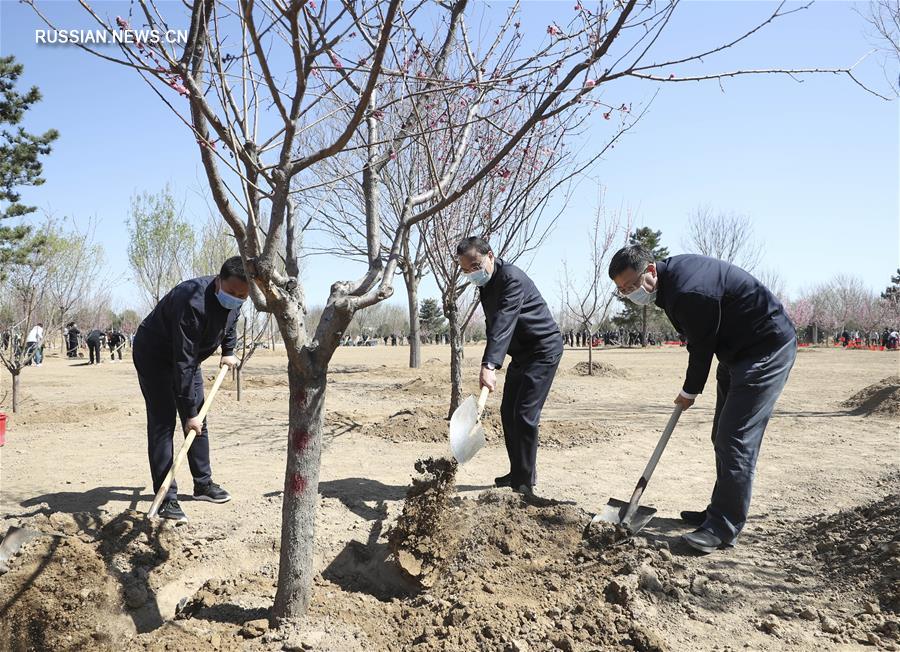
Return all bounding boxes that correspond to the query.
[147,364,230,518]
[449,386,490,464]
[592,404,684,535]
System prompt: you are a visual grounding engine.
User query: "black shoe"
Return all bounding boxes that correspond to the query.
[513,484,535,497]
[680,509,707,527]
[158,499,188,523]
[494,473,514,488]
[193,480,231,503]
[681,528,726,554]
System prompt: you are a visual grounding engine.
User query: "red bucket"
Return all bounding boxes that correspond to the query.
[0,413,6,447]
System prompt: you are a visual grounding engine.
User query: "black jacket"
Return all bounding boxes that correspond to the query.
[655,255,794,395]
[479,259,562,368]
[135,276,239,417]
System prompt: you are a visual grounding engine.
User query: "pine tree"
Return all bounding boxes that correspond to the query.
[613,227,671,345]
[0,56,59,274]
[418,298,446,341]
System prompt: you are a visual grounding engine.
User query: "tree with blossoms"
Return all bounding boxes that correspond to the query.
[28,0,887,628]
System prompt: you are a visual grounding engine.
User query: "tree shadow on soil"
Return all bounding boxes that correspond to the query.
[320,501,420,601]
[17,487,176,634]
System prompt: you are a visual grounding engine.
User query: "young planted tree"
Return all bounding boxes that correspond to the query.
[31,0,882,626]
[563,197,629,374]
[127,186,195,307]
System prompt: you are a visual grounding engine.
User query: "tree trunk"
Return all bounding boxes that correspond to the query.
[641,305,648,347]
[404,268,421,369]
[236,366,242,402]
[446,304,464,419]
[587,322,593,376]
[11,371,19,413]
[273,362,327,623]
[812,323,818,345]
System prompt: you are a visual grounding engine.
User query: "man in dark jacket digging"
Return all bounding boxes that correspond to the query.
[608,245,796,553]
[133,256,248,522]
[457,237,563,495]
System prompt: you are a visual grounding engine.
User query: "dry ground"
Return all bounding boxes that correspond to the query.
[0,343,897,651]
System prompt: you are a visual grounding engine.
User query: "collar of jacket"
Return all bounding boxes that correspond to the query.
[484,257,503,288]
[653,258,667,308]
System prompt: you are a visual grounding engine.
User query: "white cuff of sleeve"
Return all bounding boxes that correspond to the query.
[679,390,698,399]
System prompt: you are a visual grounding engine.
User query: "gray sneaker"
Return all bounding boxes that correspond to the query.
[193,481,232,503]
[158,499,188,523]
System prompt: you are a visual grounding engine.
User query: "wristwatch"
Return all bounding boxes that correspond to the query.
[482,362,497,370]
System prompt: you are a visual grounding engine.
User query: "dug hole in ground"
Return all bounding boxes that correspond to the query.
[0,345,897,651]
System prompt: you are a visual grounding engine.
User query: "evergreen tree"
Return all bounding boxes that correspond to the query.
[613,227,671,345]
[418,298,446,341]
[0,56,59,274]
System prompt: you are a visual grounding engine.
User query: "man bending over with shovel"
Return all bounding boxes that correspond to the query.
[457,237,564,496]
[132,256,248,522]
[609,245,796,553]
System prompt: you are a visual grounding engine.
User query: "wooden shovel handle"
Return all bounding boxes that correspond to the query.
[476,385,490,418]
[147,364,230,518]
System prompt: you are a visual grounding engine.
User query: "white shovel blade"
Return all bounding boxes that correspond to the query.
[449,395,485,464]
[451,424,485,465]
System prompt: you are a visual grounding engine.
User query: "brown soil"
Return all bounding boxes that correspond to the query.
[388,457,461,584]
[364,406,627,450]
[2,345,898,651]
[571,361,627,377]
[841,376,900,417]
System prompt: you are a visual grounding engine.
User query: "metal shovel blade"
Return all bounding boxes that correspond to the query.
[591,498,657,535]
[0,526,57,570]
[449,395,485,464]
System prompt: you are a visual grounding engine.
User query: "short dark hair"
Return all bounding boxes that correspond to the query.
[456,236,492,257]
[220,256,247,282]
[608,244,654,280]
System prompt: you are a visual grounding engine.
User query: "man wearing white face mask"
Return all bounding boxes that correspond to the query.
[608,245,796,553]
[457,237,564,496]
[132,256,249,522]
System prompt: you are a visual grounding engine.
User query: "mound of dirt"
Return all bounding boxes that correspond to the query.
[572,361,627,377]
[363,408,450,443]
[364,406,626,450]
[366,485,671,651]
[0,510,189,651]
[805,493,900,619]
[388,457,461,584]
[841,376,900,417]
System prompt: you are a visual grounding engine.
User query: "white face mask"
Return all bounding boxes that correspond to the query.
[626,285,657,306]
[466,268,491,287]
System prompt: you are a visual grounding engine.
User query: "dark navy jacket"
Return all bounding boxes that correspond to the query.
[135,276,239,417]
[655,255,794,395]
[479,259,562,368]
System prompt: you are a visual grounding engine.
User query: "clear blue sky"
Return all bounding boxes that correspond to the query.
[1,0,897,314]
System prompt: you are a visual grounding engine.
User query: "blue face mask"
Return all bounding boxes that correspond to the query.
[216,288,245,310]
[466,268,491,287]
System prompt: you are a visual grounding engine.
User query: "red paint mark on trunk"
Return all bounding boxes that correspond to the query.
[291,428,311,453]
[289,473,307,496]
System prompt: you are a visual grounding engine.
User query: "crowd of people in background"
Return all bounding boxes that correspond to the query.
[3,321,898,362]
[562,328,682,348]
[0,322,137,366]
[837,328,899,350]
[62,322,133,364]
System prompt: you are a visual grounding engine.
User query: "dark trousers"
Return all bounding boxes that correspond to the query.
[133,345,211,501]
[703,337,796,543]
[500,348,562,487]
[88,341,102,364]
[110,346,122,360]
